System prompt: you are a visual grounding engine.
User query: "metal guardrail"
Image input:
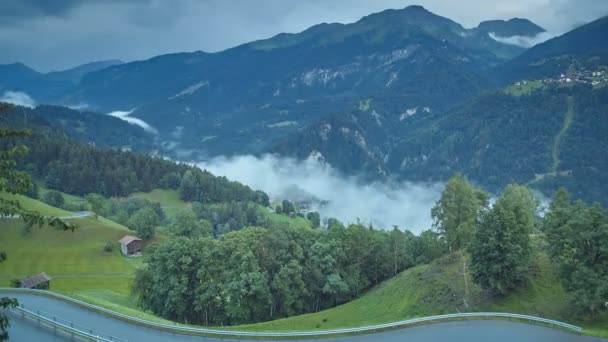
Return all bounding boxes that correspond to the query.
[1,288,583,339]
[13,303,128,342]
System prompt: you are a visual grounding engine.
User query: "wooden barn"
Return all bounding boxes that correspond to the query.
[119,235,142,256]
[21,272,51,290]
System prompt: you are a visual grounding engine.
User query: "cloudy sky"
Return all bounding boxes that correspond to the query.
[1,0,607,72]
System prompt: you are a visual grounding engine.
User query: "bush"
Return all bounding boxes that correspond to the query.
[42,190,65,208]
[103,241,115,252]
[10,279,21,288]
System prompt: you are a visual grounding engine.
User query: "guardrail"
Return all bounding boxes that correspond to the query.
[1,288,583,339]
[13,302,128,342]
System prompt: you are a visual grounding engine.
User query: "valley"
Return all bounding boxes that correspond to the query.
[1,3,608,341]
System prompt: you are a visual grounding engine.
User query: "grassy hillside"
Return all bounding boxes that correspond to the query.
[1,192,72,217]
[0,192,138,296]
[232,251,608,337]
[0,217,135,293]
[128,189,189,219]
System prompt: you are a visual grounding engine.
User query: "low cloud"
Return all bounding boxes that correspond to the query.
[196,154,442,233]
[0,90,35,108]
[488,31,556,48]
[66,103,90,110]
[108,109,158,133]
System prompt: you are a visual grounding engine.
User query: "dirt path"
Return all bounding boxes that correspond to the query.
[551,96,574,174]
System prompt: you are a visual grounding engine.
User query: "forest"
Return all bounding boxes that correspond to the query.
[133,174,608,325]
[0,118,266,203]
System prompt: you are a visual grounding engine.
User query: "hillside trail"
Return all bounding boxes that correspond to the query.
[551,96,574,174]
[526,96,574,186]
[461,252,470,309]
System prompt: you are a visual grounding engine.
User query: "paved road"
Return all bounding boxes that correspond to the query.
[0,274,132,280]
[6,293,606,342]
[1,211,92,219]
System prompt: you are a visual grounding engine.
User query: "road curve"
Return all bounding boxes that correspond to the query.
[1,211,92,219]
[6,292,606,342]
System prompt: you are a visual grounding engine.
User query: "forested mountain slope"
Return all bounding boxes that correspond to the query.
[499,15,608,82]
[1,103,155,151]
[0,60,122,102]
[274,85,608,205]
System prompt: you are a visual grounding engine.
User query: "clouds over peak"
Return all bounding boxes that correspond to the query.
[488,31,555,48]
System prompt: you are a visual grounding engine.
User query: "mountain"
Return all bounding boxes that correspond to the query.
[275,83,608,205]
[271,15,608,204]
[0,60,123,102]
[476,18,545,38]
[0,103,156,151]
[0,63,67,101]
[45,60,123,84]
[51,6,543,159]
[499,15,608,82]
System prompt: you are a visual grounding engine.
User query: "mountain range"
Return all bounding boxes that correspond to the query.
[1,5,607,204]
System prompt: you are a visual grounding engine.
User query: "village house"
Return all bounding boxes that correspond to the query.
[20,272,51,290]
[119,235,142,256]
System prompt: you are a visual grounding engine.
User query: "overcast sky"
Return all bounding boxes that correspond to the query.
[1,0,607,72]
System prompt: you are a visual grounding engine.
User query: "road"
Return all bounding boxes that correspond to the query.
[1,211,92,219]
[6,293,606,342]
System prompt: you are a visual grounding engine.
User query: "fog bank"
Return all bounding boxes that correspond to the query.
[488,31,555,48]
[196,154,442,233]
[108,109,157,133]
[0,91,35,108]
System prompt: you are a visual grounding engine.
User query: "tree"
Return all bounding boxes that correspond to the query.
[85,193,106,219]
[544,189,608,313]
[388,228,414,276]
[24,181,39,199]
[179,170,197,201]
[470,185,535,295]
[306,211,321,228]
[413,230,448,264]
[431,173,483,252]
[0,103,75,341]
[129,207,159,239]
[281,200,295,214]
[42,190,64,208]
[171,209,212,238]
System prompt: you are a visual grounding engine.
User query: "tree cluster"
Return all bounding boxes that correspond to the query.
[433,175,536,296]
[544,188,608,313]
[0,128,267,204]
[133,224,447,325]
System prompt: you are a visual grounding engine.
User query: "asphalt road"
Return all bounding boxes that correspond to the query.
[1,211,91,219]
[6,293,606,342]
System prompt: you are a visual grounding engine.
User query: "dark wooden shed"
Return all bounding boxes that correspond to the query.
[119,235,142,256]
[21,272,51,289]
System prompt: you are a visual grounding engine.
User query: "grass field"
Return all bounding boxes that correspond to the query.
[505,80,544,96]
[0,191,138,296]
[0,217,134,277]
[128,189,189,219]
[37,184,88,209]
[263,210,313,230]
[1,192,73,217]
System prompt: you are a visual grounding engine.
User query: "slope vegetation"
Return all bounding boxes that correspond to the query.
[0,193,137,295]
[233,251,608,337]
